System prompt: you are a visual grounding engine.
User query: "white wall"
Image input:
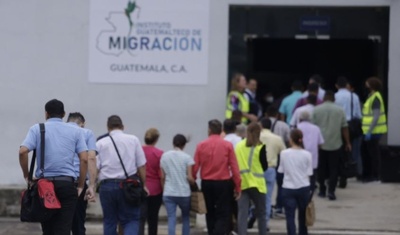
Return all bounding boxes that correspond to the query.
[0,0,399,185]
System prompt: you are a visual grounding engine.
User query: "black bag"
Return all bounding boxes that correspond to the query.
[348,92,363,139]
[340,151,358,178]
[109,136,147,206]
[21,123,60,222]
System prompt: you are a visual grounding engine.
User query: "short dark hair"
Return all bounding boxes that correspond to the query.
[291,80,303,91]
[266,106,278,117]
[306,95,317,105]
[366,77,382,91]
[107,115,123,129]
[260,118,272,129]
[307,83,319,93]
[290,129,304,148]
[173,134,187,149]
[208,119,222,135]
[223,119,236,134]
[45,99,65,118]
[323,90,335,101]
[309,74,323,85]
[336,76,348,88]
[67,112,85,124]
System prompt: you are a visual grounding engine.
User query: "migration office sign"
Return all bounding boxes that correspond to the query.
[88,0,209,85]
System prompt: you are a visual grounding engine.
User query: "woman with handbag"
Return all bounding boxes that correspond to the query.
[235,122,268,235]
[160,134,195,235]
[278,129,313,235]
[139,128,164,235]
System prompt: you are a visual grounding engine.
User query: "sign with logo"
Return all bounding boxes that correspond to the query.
[89,0,209,85]
[300,16,331,32]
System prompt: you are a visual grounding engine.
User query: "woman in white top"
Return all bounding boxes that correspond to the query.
[278,129,313,235]
[160,134,195,235]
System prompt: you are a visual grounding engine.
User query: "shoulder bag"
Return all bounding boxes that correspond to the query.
[348,92,363,139]
[20,123,61,222]
[109,136,147,206]
[305,190,315,226]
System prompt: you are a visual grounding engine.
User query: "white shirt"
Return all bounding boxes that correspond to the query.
[303,87,326,100]
[278,148,313,189]
[290,104,315,128]
[224,133,242,148]
[96,130,146,181]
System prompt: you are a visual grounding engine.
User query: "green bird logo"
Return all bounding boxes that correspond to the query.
[125,0,141,33]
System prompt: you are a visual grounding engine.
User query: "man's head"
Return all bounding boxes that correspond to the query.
[323,90,335,102]
[230,73,247,92]
[45,99,65,119]
[247,79,258,93]
[336,76,348,89]
[266,106,279,118]
[260,117,272,130]
[223,119,237,134]
[309,74,323,86]
[67,112,85,127]
[107,115,124,131]
[306,95,317,106]
[291,80,303,91]
[299,111,311,122]
[307,83,319,95]
[208,119,222,136]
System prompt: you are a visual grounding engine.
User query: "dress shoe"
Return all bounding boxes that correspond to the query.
[328,193,336,201]
[318,191,326,198]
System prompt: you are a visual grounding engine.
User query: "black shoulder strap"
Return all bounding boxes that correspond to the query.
[39,123,45,178]
[28,151,36,182]
[109,136,129,178]
[271,119,278,132]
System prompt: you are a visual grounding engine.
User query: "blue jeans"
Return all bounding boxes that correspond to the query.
[264,167,276,226]
[99,181,140,235]
[163,196,191,235]
[282,186,310,235]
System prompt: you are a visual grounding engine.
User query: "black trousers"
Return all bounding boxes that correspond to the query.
[139,193,163,235]
[318,149,341,194]
[275,171,284,210]
[71,183,88,235]
[202,180,233,235]
[309,169,318,193]
[362,137,381,179]
[41,180,78,235]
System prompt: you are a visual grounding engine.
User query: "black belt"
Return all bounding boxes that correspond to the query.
[44,176,75,182]
[101,179,125,183]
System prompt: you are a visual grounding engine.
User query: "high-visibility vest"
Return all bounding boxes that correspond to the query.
[362,91,387,134]
[235,140,267,194]
[225,91,250,123]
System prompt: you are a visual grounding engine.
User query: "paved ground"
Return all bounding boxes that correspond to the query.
[1,179,400,235]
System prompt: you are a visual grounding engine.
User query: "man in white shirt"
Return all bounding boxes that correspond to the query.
[302,74,326,100]
[290,95,317,128]
[96,115,147,235]
[223,119,242,148]
[244,78,262,118]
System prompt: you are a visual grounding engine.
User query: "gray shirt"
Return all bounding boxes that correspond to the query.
[269,117,290,146]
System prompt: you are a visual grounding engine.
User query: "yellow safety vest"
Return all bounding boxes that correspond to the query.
[362,91,387,134]
[235,140,267,194]
[225,91,250,124]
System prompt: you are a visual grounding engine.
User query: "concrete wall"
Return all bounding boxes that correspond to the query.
[0,0,399,185]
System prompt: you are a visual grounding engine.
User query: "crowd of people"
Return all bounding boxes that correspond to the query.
[18,72,387,235]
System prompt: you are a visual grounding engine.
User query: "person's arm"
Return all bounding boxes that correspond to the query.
[85,150,97,202]
[187,165,195,185]
[341,110,351,152]
[228,144,242,200]
[19,146,30,183]
[277,152,284,173]
[367,97,381,135]
[289,110,298,128]
[192,146,201,179]
[78,151,88,190]
[160,168,166,189]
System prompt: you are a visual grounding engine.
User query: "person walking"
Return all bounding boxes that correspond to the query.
[67,112,98,235]
[279,80,303,124]
[224,119,242,148]
[161,134,195,235]
[96,115,147,235]
[362,77,387,181]
[290,95,317,128]
[226,73,258,124]
[19,99,89,235]
[278,129,313,235]
[193,119,242,235]
[235,122,268,235]
[297,111,324,191]
[259,118,286,230]
[312,91,351,200]
[302,74,326,100]
[139,128,163,235]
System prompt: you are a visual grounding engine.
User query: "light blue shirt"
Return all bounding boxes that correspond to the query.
[161,150,194,197]
[279,91,303,124]
[21,118,88,178]
[67,122,97,178]
[335,88,362,121]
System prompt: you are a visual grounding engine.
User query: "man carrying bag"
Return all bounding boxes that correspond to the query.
[19,99,89,235]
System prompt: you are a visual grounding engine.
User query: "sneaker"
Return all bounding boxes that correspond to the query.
[328,193,336,201]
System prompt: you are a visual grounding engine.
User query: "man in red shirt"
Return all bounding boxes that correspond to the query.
[193,119,242,235]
